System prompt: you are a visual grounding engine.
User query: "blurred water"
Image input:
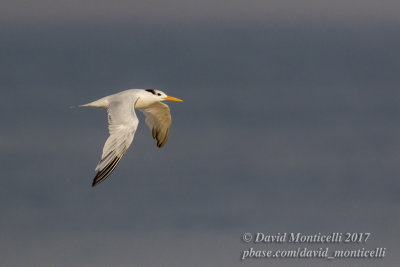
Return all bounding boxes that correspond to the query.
[1,22,399,266]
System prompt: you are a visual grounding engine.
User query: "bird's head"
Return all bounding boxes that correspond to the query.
[145,89,183,103]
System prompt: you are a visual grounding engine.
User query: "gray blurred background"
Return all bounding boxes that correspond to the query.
[1,1,399,266]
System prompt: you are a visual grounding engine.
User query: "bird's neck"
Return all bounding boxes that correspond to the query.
[134,96,156,109]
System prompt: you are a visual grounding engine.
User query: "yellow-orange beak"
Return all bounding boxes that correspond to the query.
[163,96,183,102]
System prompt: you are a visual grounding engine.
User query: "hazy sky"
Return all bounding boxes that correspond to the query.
[1,1,400,266]
[2,0,400,24]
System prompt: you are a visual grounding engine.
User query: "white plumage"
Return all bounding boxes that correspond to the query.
[80,89,182,187]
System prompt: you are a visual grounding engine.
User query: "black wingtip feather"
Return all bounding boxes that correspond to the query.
[91,156,122,187]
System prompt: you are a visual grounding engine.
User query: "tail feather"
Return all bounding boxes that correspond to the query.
[79,97,109,108]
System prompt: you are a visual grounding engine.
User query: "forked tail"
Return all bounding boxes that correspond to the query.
[79,97,109,108]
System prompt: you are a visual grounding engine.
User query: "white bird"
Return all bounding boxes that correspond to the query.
[80,89,183,187]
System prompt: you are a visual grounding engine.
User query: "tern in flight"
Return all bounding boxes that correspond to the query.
[80,89,183,187]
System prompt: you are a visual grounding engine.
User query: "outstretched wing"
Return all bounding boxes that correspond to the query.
[92,100,138,187]
[138,102,172,148]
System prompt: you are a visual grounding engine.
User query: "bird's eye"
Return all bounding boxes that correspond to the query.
[157,93,161,96]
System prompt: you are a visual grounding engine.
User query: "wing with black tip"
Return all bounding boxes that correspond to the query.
[138,102,172,148]
[92,100,138,187]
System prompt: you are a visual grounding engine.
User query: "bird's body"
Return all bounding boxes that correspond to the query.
[81,89,182,187]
